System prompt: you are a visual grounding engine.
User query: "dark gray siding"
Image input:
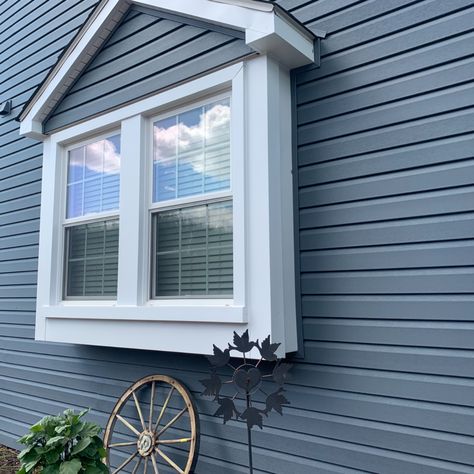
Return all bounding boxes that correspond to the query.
[1,0,474,473]
[44,7,253,133]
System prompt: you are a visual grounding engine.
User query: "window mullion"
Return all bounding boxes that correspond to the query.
[116,115,146,306]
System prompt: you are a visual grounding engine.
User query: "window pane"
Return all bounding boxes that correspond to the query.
[153,98,230,202]
[153,201,233,297]
[66,135,121,219]
[65,220,119,298]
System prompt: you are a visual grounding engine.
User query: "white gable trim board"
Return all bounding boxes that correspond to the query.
[19,0,316,140]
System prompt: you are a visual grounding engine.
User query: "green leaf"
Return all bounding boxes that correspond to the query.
[59,459,82,474]
[18,445,34,459]
[44,448,62,464]
[46,436,67,447]
[43,463,61,474]
[71,437,92,456]
[78,408,90,419]
[82,465,105,474]
[16,468,27,474]
[97,447,106,459]
[55,425,70,435]
[23,459,40,472]
[78,422,101,438]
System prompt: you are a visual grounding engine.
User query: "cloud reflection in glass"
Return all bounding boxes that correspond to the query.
[153,98,231,203]
[66,135,121,219]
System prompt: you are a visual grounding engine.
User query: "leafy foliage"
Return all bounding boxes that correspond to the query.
[17,409,108,474]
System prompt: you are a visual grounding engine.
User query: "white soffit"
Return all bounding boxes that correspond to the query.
[19,0,315,140]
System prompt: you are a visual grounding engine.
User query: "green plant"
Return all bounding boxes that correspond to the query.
[17,408,108,474]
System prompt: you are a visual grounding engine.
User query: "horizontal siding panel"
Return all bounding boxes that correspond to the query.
[300,160,474,207]
[299,83,474,145]
[300,188,474,228]
[300,213,474,249]
[299,134,474,186]
[318,1,474,56]
[301,241,474,271]
[305,341,474,378]
[86,18,179,71]
[301,295,474,320]
[0,312,34,324]
[304,319,474,350]
[298,56,474,124]
[301,269,474,295]
[296,0,420,30]
[0,1,95,57]
[68,24,207,96]
[297,31,474,100]
[298,109,474,165]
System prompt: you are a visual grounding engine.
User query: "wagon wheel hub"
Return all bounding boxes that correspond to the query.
[137,430,155,457]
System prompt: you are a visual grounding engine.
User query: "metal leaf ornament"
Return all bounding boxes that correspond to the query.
[200,330,292,474]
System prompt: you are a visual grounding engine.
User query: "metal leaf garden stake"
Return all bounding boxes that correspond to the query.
[200,330,292,474]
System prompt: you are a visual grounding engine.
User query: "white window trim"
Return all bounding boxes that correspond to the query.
[36,57,298,356]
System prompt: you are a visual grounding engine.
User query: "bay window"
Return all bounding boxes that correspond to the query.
[34,58,298,355]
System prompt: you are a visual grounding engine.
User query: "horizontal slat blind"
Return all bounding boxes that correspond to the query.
[153,201,233,297]
[65,220,119,297]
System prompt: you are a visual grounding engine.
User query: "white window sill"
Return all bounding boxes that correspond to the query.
[41,302,247,323]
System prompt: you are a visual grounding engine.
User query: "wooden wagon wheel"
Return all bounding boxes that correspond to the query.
[104,375,200,474]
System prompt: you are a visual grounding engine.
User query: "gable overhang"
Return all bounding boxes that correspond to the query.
[18,0,317,140]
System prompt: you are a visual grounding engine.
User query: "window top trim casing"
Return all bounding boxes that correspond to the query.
[18,0,317,140]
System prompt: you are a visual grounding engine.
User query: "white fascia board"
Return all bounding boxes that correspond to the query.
[20,0,126,139]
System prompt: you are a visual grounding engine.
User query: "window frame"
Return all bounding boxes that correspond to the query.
[61,130,121,301]
[38,62,247,327]
[147,91,238,302]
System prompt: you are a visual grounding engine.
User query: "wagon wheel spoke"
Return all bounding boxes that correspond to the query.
[149,381,156,431]
[154,387,174,431]
[112,451,138,474]
[132,457,142,474]
[151,452,160,474]
[116,414,141,436]
[158,437,192,445]
[156,407,187,438]
[108,441,137,448]
[143,457,148,474]
[156,447,185,474]
[133,392,146,431]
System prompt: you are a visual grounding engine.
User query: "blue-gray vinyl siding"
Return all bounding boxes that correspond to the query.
[44,7,253,133]
[1,0,474,472]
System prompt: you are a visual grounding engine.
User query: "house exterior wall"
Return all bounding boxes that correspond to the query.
[1,1,474,473]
